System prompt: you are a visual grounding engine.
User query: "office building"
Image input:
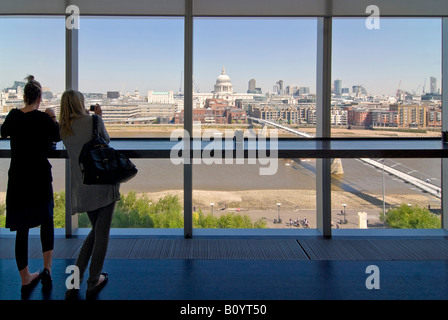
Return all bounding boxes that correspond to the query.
[430,76,438,94]
[334,79,342,95]
[148,90,174,104]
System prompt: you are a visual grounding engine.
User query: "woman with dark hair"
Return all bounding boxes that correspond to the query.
[1,75,60,294]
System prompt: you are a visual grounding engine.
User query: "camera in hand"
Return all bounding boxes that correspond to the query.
[90,105,96,111]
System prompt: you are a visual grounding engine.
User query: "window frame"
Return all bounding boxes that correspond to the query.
[0,0,446,237]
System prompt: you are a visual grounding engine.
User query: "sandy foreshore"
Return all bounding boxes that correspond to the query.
[106,124,442,139]
[134,188,440,229]
[0,188,439,229]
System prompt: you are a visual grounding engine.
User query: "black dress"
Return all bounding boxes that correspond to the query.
[1,108,61,231]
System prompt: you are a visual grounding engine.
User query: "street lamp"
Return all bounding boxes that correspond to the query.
[342,203,347,224]
[210,203,214,216]
[276,203,282,224]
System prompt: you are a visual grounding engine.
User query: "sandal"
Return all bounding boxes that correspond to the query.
[86,272,108,300]
[41,268,52,291]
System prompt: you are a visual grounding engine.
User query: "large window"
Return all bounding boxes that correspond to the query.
[331,158,441,229]
[0,3,446,236]
[0,16,65,227]
[330,18,443,230]
[331,18,442,138]
[192,18,317,229]
[78,17,185,228]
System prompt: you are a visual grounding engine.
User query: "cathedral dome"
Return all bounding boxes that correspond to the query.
[214,66,233,94]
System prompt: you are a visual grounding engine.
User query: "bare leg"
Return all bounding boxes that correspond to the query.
[19,266,40,286]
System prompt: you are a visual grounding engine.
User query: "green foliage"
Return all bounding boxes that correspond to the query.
[193,209,266,229]
[0,191,266,229]
[381,204,441,229]
[112,192,183,228]
[53,191,66,228]
[0,202,5,228]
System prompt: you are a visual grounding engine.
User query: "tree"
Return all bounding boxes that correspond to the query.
[0,191,267,229]
[0,202,5,228]
[53,191,66,228]
[381,204,441,229]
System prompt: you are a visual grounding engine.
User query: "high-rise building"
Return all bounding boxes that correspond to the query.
[298,87,310,95]
[352,85,367,96]
[273,80,284,94]
[248,79,256,92]
[334,79,342,95]
[107,91,120,99]
[430,76,438,94]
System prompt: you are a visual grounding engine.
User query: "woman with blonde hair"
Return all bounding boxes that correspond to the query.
[60,90,120,299]
[1,75,60,294]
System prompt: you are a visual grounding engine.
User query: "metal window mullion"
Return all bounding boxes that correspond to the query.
[316,17,332,237]
[65,17,79,237]
[442,17,448,231]
[183,0,193,238]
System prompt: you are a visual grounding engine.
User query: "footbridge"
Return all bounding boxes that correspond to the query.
[359,158,441,199]
[248,117,441,199]
[248,117,313,138]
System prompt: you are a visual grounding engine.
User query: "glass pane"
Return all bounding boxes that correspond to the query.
[331,158,441,229]
[78,159,183,229]
[193,18,317,229]
[0,16,65,228]
[79,17,184,138]
[78,17,184,228]
[332,18,442,138]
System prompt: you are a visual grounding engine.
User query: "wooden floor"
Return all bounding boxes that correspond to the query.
[1,236,448,303]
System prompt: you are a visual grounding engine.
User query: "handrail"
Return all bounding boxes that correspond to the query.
[0,137,446,159]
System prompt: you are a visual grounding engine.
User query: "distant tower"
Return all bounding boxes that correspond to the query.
[334,79,342,95]
[248,79,256,92]
[430,76,437,94]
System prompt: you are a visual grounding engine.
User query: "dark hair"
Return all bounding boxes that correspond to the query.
[23,75,42,105]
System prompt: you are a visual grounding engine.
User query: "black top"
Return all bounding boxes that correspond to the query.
[1,108,61,229]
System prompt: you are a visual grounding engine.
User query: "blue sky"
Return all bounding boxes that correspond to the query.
[0,16,442,97]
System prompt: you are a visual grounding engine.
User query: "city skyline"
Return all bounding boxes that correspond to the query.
[0,16,442,97]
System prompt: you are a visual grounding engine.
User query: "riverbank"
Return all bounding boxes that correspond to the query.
[133,188,438,228]
[1,188,437,228]
[106,124,441,138]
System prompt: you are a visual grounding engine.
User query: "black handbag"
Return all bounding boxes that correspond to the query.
[79,115,138,185]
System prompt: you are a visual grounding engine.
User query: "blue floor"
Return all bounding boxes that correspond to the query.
[1,258,447,301]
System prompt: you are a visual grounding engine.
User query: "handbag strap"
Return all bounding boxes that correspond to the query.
[92,114,99,139]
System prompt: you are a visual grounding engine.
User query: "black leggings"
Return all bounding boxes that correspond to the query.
[15,215,54,271]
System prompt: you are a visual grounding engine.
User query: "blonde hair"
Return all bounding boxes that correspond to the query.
[23,75,42,105]
[59,90,88,139]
